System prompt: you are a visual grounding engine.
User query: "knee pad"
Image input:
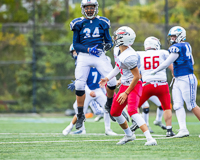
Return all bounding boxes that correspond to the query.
[75,80,85,91]
[107,85,116,90]
[173,103,183,111]
[143,108,149,114]
[158,106,163,110]
[75,90,85,96]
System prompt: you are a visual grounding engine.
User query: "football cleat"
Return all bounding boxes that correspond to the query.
[116,134,136,145]
[145,138,157,146]
[173,129,189,138]
[130,119,139,132]
[105,129,118,136]
[153,120,167,130]
[104,104,116,122]
[76,114,86,129]
[70,129,86,135]
[166,131,175,137]
[94,115,104,122]
[62,125,73,136]
[147,126,154,133]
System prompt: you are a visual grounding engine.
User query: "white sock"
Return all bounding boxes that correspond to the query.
[166,126,172,129]
[142,112,149,126]
[144,130,153,141]
[70,122,74,128]
[124,128,133,137]
[175,108,187,130]
[156,107,164,122]
[104,112,110,131]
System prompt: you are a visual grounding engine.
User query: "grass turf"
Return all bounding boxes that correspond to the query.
[0,115,199,160]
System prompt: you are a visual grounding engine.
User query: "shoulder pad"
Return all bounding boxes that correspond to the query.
[70,17,85,31]
[168,45,180,54]
[96,16,111,29]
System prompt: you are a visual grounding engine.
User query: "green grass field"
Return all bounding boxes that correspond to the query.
[0,114,200,160]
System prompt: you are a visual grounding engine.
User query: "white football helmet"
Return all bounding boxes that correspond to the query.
[168,26,186,44]
[81,0,99,19]
[113,26,136,47]
[144,36,161,50]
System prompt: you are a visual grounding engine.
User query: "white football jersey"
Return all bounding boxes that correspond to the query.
[138,49,169,82]
[114,46,140,86]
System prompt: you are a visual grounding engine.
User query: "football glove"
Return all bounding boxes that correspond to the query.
[68,80,75,92]
[89,45,100,57]
[103,43,112,51]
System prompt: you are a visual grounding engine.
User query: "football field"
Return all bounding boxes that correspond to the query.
[0,114,200,160]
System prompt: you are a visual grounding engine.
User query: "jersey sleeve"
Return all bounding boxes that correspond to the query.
[124,55,138,70]
[70,17,84,31]
[98,16,111,30]
[168,45,180,54]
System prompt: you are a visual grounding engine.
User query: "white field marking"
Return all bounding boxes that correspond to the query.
[0,137,170,144]
[0,133,166,137]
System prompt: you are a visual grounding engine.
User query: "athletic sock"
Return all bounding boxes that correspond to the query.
[156,106,164,122]
[124,128,133,137]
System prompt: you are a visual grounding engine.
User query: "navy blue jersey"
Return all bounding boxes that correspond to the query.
[70,16,113,53]
[168,42,194,77]
[87,67,101,90]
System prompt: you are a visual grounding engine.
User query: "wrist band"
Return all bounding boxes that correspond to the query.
[125,91,129,95]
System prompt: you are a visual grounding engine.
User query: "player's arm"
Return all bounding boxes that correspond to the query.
[103,29,113,51]
[99,65,120,88]
[73,30,88,53]
[151,53,179,75]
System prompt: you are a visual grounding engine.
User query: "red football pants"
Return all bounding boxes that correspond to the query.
[110,81,142,117]
[138,83,171,110]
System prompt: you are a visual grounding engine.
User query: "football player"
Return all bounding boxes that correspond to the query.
[99,26,157,146]
[137,36,175,137]
[70,0,117,129]
[151,26,200,138]
[62,44,117,136]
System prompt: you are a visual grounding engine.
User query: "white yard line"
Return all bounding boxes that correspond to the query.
[0,133,166,137]
[0,137,170,144]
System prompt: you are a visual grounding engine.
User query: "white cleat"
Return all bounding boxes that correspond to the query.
[62,125,73,136]
[154,120,167,130]
[116,134,136,145]
[94,115,104,122]
[145,138,157,146]
[105,129,118,136]
[70,129,86,135]
[173,129,189,138]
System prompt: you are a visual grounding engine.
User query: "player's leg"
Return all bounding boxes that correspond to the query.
[128,82,157,146]
[182,74,200,120]
[75,54,91,129]
[149,96,166,130]
[89,101,104,122]
[141,101,154,133]
[62,101,78,135]
[110,85,135,144]
[95,55,117,121]
[95,88,117,135]
[172,79,189,138]
[155,84,175,137]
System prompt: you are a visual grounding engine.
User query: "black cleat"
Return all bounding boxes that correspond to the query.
[76,114,85,129]
[104,104,116,122]
[166,131,175,137]
[130,119,139,132]
[122,111,129,122]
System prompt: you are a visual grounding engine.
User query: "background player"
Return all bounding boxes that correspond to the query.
[99,26,157,146]
[62,44,117,136]
[70,0,117,129]
[151,26,200,137]
[137,36,175,137]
